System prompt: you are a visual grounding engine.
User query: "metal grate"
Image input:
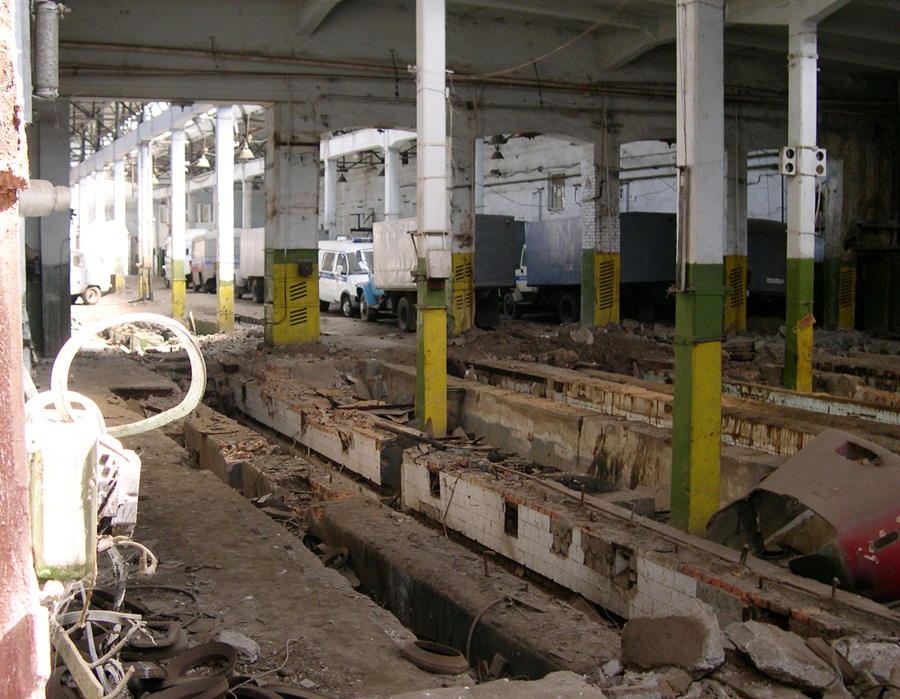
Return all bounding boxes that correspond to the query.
[289,280,309,303]
[453,258,473,284]
[729,265,745,309]
[289,307,309,327]
[596,259,615,310]
[840,268,855,309]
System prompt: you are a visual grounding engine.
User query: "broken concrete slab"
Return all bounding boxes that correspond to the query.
[726,621,836,690]
[839,638,900,684]
[378,671,607,698]
[713,652,810,699]
[621,600,725,672]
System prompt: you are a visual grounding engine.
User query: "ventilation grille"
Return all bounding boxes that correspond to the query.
[596,259,615,311]
[728,265,746,309]
[453,291,473,316]
[453,258,473,284]
[288,280,309,304]
[840,268,855,309]
[289,307,309,327]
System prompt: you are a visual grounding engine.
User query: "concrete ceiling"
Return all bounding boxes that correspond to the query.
[58,0,900,164]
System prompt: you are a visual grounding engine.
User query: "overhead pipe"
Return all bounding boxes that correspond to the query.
[33,1,69,100]
[17,179,70,217]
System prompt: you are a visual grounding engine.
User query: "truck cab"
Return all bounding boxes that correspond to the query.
[318,238,374,317]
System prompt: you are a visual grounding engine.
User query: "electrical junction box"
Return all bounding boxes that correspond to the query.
[426,248,452,280]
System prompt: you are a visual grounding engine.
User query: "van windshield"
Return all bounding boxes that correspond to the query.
[359,251,374,272]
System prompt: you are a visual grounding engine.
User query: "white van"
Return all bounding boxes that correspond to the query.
[164,228,205,289]
[70,249,112,305]
[190,229,243,294]
[318,238,374,317]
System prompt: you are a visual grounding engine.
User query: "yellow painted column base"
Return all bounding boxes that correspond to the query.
[264,261,320,345]
[723,255,747,335]
[687,341,722,535]
[217,283,235,332]
[451,253,474,334]
[794,313,814,394]
[421,305,447,438]
[594,252,620,326]
[171,279,186,321]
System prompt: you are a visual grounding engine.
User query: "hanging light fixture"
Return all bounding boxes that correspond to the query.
[491,144,504,160]
[195,147,211,169]
[237,138,254,161]
[337,171,348,183]
[378,168,385,177]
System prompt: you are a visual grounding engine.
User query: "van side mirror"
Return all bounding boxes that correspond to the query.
[336,264,345,276]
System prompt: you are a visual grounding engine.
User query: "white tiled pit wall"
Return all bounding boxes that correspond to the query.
[231,376,388,486]
[402,454,700,620]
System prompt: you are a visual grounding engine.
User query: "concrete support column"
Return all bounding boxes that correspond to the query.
[449,105,476,334]
[25,100,70,356]
[580,124,621,326]
[137,141,153,300]
[113,158,126,289]
[822,159,852,330]
[170,128,187,320]
[672,0,725,536]
[724,115,748,334]
[76,175,90,248]
[474,138,485,214]
[416,0,449,437]
[784,20,818,392]
[384,147,401,221]
[216,107,235,332]
[263,103,320,346]
[93,170,105,224]
[242,179,253,229]
[323,156,337,236]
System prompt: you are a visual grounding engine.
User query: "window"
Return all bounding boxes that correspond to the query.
[549,173,566,211]
[320,252,335,273]
[196,203,213,223]
[336,254,349,276]
[504,500,519,538]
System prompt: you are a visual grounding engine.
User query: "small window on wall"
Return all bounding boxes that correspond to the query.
[158,205,169,224]
[549,173,566,211]
[196,203,213,223]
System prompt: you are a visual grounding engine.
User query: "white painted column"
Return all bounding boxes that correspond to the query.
[93,170,105,223]
[474,137,485,214]
[323,157,337,236]
[384,147,401,221]
[137,141,153,300]
[242,179,253,229]
[113,158,126,284]
[170,128,186,315]
[76,175,90,247]
[215,106,235,329]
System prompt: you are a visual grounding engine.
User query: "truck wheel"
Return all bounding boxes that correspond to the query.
[397,296,415,333]
[252,280,264,304]
[360,295,379,322]
[341,293,355,318]
[503,292,522,320]
[319,299,330,313]
[194,275,204,293]
[557,292,580,324]
[163,276,171,289]
[83,286,101,305]
[205,278,216,294]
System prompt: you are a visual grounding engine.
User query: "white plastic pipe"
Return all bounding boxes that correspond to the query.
[18,179,70,217]
[50,313,207,437]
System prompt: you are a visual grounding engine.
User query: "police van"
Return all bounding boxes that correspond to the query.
[318,238,374,317]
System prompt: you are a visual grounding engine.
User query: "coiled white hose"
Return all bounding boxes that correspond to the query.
[50,313,207,437]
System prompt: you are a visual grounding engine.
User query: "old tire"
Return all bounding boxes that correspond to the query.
[557,292,579,324]
[360,295,379,322]
[397,296,415,333]
[341,293,354,318]
[83,286,101,305]
[400,640,468,675]
[205,278,216,294]
[502,292,521,320]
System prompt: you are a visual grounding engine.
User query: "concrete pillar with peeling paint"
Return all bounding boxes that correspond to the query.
[215,106,235,332]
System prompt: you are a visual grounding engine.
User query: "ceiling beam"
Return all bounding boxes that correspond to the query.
[296,0,345,35]
[450,0,662,33]
[726,0,854,25]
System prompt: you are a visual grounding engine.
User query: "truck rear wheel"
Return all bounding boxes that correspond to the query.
[194,275,204,293]
[557,292,580,324]
[252,280,264,304]
[397,295,415,333]
[319,299,330,312]
[503,292,522,320]
[83,286,101,305]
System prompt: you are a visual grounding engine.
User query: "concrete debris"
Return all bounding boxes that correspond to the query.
[726,622,835,690]
[621,600,725,672]
[570,327,595,345]
[837,638,900,684]
[300,678,319,689]
[378,671,607,698]
[713,653,810,699]
[217,630,260,664]
[603,659,624,678]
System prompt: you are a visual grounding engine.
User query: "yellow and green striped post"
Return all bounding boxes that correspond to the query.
[416,262,448,438]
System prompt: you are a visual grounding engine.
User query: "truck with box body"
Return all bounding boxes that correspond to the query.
[190,229,244,294]
[163,228,206,290]
[369,215,524,332]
